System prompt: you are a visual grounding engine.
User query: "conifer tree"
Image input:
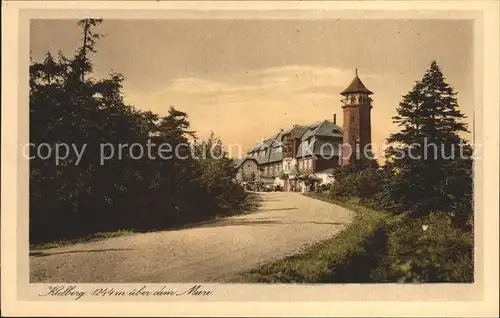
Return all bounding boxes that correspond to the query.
[383,61,472,220]
[29,19,249,243]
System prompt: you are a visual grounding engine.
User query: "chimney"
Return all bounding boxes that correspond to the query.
[333,113,337,125]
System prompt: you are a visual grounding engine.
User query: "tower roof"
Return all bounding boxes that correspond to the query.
[340,70,373,96]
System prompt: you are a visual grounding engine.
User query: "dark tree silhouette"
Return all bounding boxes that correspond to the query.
[29,20,248,244]
[381,61,472,223]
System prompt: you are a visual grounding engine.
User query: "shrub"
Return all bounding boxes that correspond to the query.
[372,212,474,283]
[29,20,250,244]
[364,166,406,213]
[329,167,381,202]
[316,184,332,193]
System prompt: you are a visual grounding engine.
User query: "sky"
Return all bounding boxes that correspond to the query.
[30,19,474,159]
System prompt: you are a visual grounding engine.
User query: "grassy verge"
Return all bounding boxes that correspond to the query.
[238,192,263,213]
[232,192,473,283]
[30,192,262,250]
[30,229,135,250]
[231,192,392,283]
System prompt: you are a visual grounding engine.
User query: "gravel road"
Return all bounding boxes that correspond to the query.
[30,192,354,283]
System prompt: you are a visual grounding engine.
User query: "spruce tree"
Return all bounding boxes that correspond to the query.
[384,61,472,220]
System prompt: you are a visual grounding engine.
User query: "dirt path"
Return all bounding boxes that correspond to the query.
[30,192,354,283]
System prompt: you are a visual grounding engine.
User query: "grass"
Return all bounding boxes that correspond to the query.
[30,192,263,250]
[30,229,135,250]
[231,192,391,283]
[238,192,263,213]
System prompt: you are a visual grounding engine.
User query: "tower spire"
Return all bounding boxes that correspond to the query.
[340,68,373,166]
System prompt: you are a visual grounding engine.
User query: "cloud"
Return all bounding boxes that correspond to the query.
[161,65,380,97]
[123,65,384,154]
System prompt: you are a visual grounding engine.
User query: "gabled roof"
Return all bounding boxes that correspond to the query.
[310,120,343,138]
[281,125,308,139]
[233,158,244,167]
[245,120,343,162]
[267,131,284,164]
[301,120,343,140]
[234,156,259,168]
[296,120,343,158]
[248,131,285,165]
[340,74,373,96]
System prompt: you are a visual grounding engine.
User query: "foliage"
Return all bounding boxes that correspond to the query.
[234,195,473,283]
[277,171,289,180]
[29,19,248,244]
[372,212,474,283]
[329,61,473,228]
[193,133,247,215]
[329,166,381,202]
[305,61,475,283]
[383,61,472,223]
[298,173,321,191]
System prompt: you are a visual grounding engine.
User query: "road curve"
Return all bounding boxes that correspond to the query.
[30,192,354,283]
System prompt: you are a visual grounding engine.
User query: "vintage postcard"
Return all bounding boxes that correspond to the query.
[1,0,499,317]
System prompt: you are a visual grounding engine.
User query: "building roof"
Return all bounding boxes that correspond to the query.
[246,131,284,165]
[340,73,373,96]
[234,156,259,168]
[233,158,244,167]
[295,120,343,158]
[245,120,343,163]
[301,120,343,140]
[281,125,309,139]
[267,132,284,163]
[296,137,343,158]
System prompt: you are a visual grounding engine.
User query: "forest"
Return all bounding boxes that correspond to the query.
[29,19,250,244]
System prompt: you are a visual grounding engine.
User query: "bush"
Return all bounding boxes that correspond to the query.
[29,20,250,244]
[364,166,406,213]
[329,167,381,202]
[372,212,474,283]
[316,184,332,193]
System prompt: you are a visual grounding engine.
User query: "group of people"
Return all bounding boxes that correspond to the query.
[242,182,284,192]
